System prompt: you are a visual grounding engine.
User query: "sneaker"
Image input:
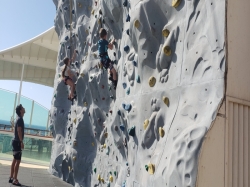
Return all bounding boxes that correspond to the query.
[8,177,13,183]
[12,179,21,186]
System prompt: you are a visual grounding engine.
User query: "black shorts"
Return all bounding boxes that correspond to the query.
[100,58,113,70]
[64,76,72,85]
[12,140,22,160]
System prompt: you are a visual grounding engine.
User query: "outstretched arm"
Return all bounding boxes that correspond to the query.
[70,49,78,63]
[108,39,115,50]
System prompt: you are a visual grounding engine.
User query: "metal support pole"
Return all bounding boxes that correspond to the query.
[29,100,34,134]
[17,63,25,105]
[12,93,17,118]
[46,111,49,136]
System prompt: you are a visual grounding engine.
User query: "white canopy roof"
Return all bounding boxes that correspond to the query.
[0,27,59,87]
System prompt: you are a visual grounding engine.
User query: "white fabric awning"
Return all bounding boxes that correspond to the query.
[0,27,59,87]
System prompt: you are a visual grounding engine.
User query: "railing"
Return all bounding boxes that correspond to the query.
[0,88,50,132]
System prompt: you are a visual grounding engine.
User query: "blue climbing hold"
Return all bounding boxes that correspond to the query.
[75,61,78,66]
[133,61,137,66]
[126,162,128,166]
[123,0,128,7]
[126,87,130,95]
[117,110,121,116]
[136,75,140,83]
[122,103,132,112]
[126,14,130,22]
[128,126,136,136]
[72,33,75,38]
[122,181,126,187]
[72,9,75,14]
[120,124,125,131]
[123,83,127,89]
[63,6,68,10]
[124,45,129,52]
[126,29,129,35]
[67,46,71,49]
[65,36,69,41]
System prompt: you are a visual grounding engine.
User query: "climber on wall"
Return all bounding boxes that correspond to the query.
[62,49,78,100]
[98,28,118,89]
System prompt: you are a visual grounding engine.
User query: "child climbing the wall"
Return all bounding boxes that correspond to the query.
[98,28,117,89]
[62,49,78,100]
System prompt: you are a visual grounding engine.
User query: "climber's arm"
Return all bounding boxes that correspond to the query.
[108,39,115,50]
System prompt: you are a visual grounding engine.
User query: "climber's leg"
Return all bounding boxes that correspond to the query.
[66,79,75,99]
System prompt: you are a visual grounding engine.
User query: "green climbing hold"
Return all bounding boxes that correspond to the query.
[58,74,61,78]
[94,168,96,173]
[114,171,117,176]
[109,171,112,175]
[145,165,149,171]
[128,126,136,136]
[90,76,93,79]
[54,94,57,98]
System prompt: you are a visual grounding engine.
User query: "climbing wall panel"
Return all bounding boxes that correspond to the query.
[49,0,226,186]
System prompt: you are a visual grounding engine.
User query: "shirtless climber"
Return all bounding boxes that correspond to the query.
[62,49,78,100]
[98,28,118,89]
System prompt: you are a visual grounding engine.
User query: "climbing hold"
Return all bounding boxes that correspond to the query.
[124,45,129,52]
[106,146,110,155]
[144,119,149,130]
[134,20,140,28]
[110,95,114,99]
[84,102,88,106]
[136,75,140,83]
[122,103,132,111]
[104,132,108,138]
[117,110,121,115]
[162,28,170,37]
[128,126,135,136]
[126,87,130,95]
[92,142,95,146]
[97,174,101,181]
[94,168,96,173]
[172,0,182,7]
[85,29,89,34]
[122,83,127,89]
[73,140,77,146]
[163,46,171,56]
[148,164,155,174]
[126,29,129,35]
[133,61,137,66]
[145,165,149,171]
[65,36,69,41]
[148,76,156,87]
[73,118,76,124]
[98,18,102,25]
[159,127,165,137]
[68,166,71,171]
[109,175,113,182]
[123,0,128,7]
[126,162,128,166]
[115,126,118,131]
[120,124,125,131]
[78,2,82,8]
[63,6,68,10]
[54,94,57,98]
[91,10,95,15]
[101,178,104,183]
[73,156,76,161]
[72,9,75,14]
[67,46,71,50]
[80,73,85,77]
[114,171,117,176]
[103,144,106,148]
[162,96,169,106]
[82,60,84,64]
[126,14,130,22]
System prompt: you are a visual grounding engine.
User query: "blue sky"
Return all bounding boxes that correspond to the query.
[0,1,56,109]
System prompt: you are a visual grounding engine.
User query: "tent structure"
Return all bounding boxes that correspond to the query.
[0,27,59,88]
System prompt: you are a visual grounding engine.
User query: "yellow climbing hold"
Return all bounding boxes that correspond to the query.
[78,2,82,8]
[104,132,108,138]
[73,140,77,146]
[172,0,182,7]
[80,73,85,77]
[84,102,88,106]
[103,144,106,148]
[159,127,165,137]
[73,118,76,124]
[98,18,102,25]
[162,28,170,37]
[143,119,149,130]
[97,174,101,181]
[162,96,169,106]
[73,156,76,161]
[148,76,156,87]
[109,175,113,182]
[91,10,95,15]
[82,60,84,64]
[148,163,155,175]
[163,46,172,56]
[134,20,140,28]
[92,142,95,146]
[85,29,89,34]
[101,178,105,183]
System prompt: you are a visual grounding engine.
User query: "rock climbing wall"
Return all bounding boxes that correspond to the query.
[49,0,225,186]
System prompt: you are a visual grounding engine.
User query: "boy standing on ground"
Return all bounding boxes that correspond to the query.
[98,28,118,89]
[9,104,25,186]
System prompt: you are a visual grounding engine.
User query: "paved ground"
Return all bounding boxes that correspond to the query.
[0,160,73,187]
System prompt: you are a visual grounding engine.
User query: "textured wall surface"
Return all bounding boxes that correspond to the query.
[49,0,225,186]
